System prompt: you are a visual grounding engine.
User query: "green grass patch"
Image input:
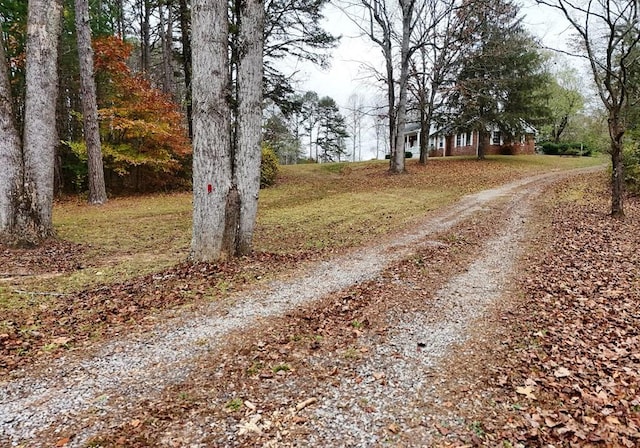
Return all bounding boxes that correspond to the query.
[2,155,604,307]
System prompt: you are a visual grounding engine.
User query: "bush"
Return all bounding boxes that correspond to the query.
[261,146,279,188]
[384,152,413,159]
[539,141,592,157]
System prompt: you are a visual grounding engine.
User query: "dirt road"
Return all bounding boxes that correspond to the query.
[0,167,601,447]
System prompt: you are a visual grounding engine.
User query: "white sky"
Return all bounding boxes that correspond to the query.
[286,0,586,160]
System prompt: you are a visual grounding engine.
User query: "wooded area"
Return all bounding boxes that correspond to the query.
[0,0,638,256]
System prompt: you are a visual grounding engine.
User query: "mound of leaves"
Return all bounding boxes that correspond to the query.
[0,252,311,377]
[485,175,640,447]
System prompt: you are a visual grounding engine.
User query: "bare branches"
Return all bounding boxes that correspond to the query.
[536,0,639,216]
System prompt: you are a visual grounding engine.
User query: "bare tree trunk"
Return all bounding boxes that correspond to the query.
[0,33,23,240]
[117,0,125,37]
[18,0,63,244]
[390,0,413,174]
[234,0,264,255]
[140,0,151,73]
[477,128,488,160]
[384,46,395,162]
[75,0,107,205]
[609,114,625,218]
[178,0,193,138]
[190,0,232,261]
[190,0,264,261]
[159,0,176,97]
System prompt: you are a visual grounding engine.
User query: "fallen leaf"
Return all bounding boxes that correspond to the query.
[434,422,451,435]
[388,423,400,434]
[554,367,571,378]
[52,336,72,345]
[516,385,537,400]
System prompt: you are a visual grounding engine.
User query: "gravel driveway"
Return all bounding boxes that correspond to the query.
[0,167,598,447]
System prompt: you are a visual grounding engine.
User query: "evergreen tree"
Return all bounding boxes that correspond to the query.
[447,0,550,159]
[316,96,349,163]
[263,113,302,165]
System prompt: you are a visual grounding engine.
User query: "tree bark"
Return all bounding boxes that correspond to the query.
[159,0,176,97]
[390,0,413,174]
[19,0,63,244]
[190,0,233,261]
[477,128,488,160]
[609,114,625,218]
[234,0,264,255]
[178,0,193,138]
[140,0,151,73]
[0,33,23,240]
[75,0,107,205]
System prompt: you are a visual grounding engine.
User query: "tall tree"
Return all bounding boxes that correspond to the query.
[178,0,193,138]
[346,92,366,162]
[447,0,549,159]
[542,66,584,143]
[316,96,350,162]
[408,0,461,164]
[263,112,302,164]
[190,0,264,260]
[351,0,448,172]
[75,0,107,204]
[177,0,337,136]
[301,90,320,160]
[537,0,640,217]
[0,0,63,245]
[357,0,400,170]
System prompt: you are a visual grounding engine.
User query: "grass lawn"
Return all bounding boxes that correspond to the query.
[0,154,606,373]
[5,154,605,297]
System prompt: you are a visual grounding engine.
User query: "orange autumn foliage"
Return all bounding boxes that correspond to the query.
[90,36,191,191]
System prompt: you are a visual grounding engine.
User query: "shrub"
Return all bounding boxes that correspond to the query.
[384,152,413,159]
[539,141,592,157]
[261,146,279,188]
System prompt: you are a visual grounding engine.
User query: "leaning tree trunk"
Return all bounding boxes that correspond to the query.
[0,33,23,240]
[190,0,233,261]
[19,0,63,244]
[75,0,107,205]
[234,0,264,255]
[609,113,625,218]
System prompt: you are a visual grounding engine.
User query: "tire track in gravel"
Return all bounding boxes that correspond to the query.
[0,167,602,447]
[304,177,539,447]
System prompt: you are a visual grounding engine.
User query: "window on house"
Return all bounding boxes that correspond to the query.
[456,133,463,147]
[438,136,444,148]
[492,131,501,145]
[467,132,472,145]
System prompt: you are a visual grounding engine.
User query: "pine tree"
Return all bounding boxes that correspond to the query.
[447,0,550,159]
[316,96,349,163]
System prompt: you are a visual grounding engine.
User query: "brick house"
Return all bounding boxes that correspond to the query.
[402,121,537,158]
